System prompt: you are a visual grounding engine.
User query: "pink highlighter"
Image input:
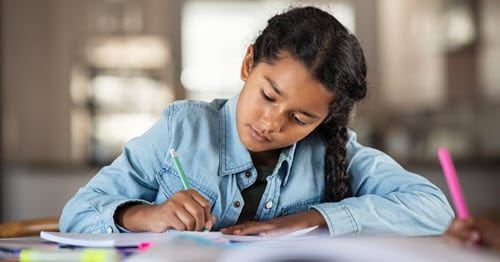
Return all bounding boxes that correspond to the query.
[438,147,469,219]
[138,242,154,252]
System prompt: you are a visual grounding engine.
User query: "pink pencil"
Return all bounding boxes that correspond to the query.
[438,147,469,219]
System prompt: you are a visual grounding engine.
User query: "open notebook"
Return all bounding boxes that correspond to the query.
[40,226,318,247]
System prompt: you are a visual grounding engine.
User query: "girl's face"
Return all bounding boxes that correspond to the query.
[236,46,334,153]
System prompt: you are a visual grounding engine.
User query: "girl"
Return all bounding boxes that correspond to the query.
[60,6,453,236]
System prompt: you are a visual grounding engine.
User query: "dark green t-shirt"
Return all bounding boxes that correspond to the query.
[236,166,274,223]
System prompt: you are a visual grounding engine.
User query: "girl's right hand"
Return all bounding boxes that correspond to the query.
[117,189,216,232]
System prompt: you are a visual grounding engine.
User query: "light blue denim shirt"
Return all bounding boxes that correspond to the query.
[60,95,453,236]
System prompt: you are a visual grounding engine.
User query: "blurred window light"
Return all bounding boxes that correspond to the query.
[441,3,476,51]
[181,0,355,101]
[329,2,355,33]
[91,75,170,112]
[87,73,173,164]
[181,1,266,101]
[85,36,169,69]
[72,35,174,164]
[92,113,159,163]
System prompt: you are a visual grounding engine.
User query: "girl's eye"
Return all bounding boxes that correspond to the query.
[260,89,274,102]
[293,115,307,126]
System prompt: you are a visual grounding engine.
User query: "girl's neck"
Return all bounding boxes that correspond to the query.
[250,149,281,167]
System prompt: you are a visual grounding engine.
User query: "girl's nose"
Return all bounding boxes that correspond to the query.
[261,107,284,133]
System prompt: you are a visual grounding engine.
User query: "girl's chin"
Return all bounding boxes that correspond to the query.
[243,141,283,153]
[243,144,267,153]
[242,140,271,152]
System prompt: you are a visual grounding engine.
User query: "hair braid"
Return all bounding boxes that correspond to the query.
[319,95,354,201]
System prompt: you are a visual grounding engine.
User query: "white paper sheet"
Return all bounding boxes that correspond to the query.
[40,226,319,247]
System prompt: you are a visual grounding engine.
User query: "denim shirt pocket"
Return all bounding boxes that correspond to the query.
[280,195,322,216]
[155,165,218,206]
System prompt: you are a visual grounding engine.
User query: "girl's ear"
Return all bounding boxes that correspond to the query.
[240,45,254,81]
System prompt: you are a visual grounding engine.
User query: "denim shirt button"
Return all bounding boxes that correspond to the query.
[265,201,273,209]
[106,226,113,233]
[233,201,241,208]
[244,171,251,178]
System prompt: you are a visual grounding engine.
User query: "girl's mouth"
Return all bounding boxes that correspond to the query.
[250,126,271,142]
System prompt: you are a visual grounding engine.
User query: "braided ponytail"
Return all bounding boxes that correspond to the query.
[319,95,355,201]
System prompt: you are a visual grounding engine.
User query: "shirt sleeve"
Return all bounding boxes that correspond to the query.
[311,131,454,236]
[59,106,174,233]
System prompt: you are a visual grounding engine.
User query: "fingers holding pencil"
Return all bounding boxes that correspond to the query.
[179,189,216,231]
[168,149,216,231]
[150,190,216,232]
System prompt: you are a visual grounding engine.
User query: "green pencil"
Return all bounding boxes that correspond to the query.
[170,149,191,190]
[170,149,209,232]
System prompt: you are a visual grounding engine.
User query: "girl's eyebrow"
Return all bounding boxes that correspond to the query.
[264,76,320,120]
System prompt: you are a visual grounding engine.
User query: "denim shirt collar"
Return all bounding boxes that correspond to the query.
[219,95,296,184]
[219,95,254,175]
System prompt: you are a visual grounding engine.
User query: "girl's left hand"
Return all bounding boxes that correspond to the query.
[220,209,326,237]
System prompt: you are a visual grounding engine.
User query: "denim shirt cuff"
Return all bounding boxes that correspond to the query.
[311,203,360,236]
[108,199,153,233]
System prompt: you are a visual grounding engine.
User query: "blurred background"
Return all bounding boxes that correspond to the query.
[1,0,499,223]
